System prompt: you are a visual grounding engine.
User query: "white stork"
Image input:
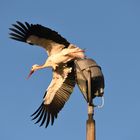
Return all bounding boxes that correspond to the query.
[9,21,85,128]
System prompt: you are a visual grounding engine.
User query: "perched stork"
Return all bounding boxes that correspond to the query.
[9,21,85,128]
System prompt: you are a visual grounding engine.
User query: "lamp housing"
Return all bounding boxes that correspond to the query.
[75,58,104,102]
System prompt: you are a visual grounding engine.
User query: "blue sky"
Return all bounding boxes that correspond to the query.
[0,0,140,140]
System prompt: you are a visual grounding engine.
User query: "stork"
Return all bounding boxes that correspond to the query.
[9,21,85,128]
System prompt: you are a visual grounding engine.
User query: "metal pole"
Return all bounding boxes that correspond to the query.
[86,69,96,140]
[86,104,96,140]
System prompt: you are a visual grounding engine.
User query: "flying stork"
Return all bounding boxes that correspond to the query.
[9,21,85,128]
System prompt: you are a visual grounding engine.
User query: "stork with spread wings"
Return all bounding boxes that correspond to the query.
[9,21,85,128]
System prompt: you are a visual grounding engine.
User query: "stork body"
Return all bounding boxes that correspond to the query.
[34,44,85,70]
[9,21,85,127]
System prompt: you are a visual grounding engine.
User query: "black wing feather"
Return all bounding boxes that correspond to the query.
[9,33,25,40]
[16,21,29,32]
[9,21,70,47]
[31,105,44,120]
[31,103,43,117]
[51,114,55,125]
[9,28,25,37]
[31,61,75,128]
[12,23,27,34]
[40,111,47,127]
[46,112,51,128]
[34,107,45,124]
[9,37,25,42]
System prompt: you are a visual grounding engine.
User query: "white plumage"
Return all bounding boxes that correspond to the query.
[9,21,85,127]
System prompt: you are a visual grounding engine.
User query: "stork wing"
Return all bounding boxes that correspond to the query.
[31,61,76,128]
[9,21,70,55]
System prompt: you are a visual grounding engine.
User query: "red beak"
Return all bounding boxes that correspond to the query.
[27,70,34,79]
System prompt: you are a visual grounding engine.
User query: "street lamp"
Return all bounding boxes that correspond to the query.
[75,58,105,140]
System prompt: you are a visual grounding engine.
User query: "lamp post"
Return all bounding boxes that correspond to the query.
[75,58,105,140]
[86,68,95,140]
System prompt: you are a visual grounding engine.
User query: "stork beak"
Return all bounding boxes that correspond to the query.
[27,69,34,79]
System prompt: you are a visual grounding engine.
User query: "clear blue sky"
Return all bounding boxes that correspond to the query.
[0,0,140,140]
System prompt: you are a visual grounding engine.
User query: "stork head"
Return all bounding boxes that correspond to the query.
[27,64,39,79]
